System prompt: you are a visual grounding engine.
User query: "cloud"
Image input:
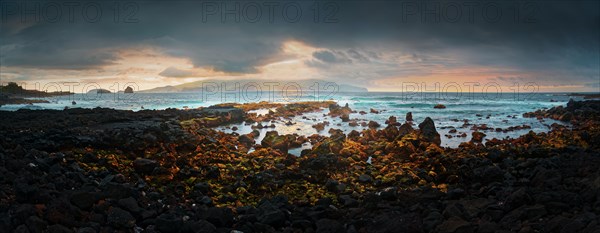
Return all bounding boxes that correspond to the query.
[313,50,339,63]
[159,67,197,78]
[0,0,597,90]
[347,49,371,63]
[1,42,118,70]
[585,82,600,89]
[493,76,528,83]
[305,50,353,68]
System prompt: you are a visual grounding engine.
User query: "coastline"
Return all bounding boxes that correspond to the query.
[0,97,51,106]
[0,83,74,106]
[0,100,599,232]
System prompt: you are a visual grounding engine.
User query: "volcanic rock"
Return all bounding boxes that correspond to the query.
[385,116,397,125]
[156,212,183,233]
[471,132,486,143]
[261,131,292,153]
[368,121,380,128]
[316,219,344,233]
[406,112,413,121]
[418,117,441,145]
[133,158,158,174]
[107,207,135,229]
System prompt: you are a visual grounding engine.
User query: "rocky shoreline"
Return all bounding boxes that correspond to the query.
[0,96,51,106]
[0,83,73,106]
[1,100,599,233]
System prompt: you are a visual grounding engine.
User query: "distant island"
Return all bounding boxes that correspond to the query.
[87,89,112,94]
[0,82,73,106]
[140,79,368,93]
[124,86,134,93]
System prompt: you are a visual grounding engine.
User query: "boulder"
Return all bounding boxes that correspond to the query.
[418,117,441,145]
[70,191,99,210]
[133,158,158,174]
[397,123,415,138]
[26,216,48,233]
[559,112,573,121]
[385,116,397,125]
[261,131,293,153]
[339,195,358,207]
[316,219,345,233]
[436,216,472,233]
[107,207,135,229]
[46,225,73,233]
[383,125,400,141]
[368,121,381,128]
[358,174,373,183]
[156,213,183,233]
[471,132,486,143]
[423,211,443,231]
[238,134,255,145]
[118,197,141,213]
[340,113,350,122]
[204,207,234,227]
[328,103,353,117]
[180,220,217,233]
[313,122,327,131]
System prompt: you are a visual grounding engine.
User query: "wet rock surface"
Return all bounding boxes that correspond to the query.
[0,100,599,232]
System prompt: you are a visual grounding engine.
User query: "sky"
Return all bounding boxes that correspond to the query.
[0,0,599,93]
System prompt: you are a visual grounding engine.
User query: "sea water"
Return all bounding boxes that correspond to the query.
[1,92,583,149]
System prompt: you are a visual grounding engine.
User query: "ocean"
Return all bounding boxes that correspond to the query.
[1,92,579,150]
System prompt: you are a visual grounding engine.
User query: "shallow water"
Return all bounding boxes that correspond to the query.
[1,92,578,151]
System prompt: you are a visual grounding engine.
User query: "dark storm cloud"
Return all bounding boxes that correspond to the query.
[308,50,353,67]
[313,51,338,63]
[346,49,371,63]
[0,0,598,84]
